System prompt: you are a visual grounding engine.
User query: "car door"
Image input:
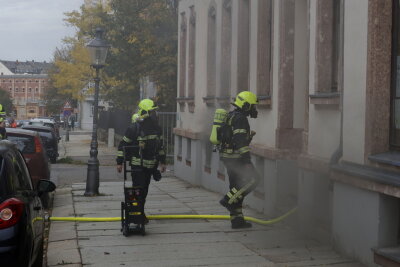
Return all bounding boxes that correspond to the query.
[10,150,43,256]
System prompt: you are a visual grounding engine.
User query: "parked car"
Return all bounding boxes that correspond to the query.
[16,120,30,128]
[29,120,60,142]
[0,140,55,267]
[6,128,51,207]
[22,125,59,163]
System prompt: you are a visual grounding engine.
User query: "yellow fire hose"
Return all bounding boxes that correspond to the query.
[49,207,297,226]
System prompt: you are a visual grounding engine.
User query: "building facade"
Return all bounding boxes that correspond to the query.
[174,0,400,266]
[0,60,51,119]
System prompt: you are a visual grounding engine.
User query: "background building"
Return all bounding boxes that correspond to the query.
[0,60,51,119]
[174,0,400,266]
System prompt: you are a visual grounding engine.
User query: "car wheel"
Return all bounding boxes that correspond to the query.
[31,240,44,267]
[40,192,50,209]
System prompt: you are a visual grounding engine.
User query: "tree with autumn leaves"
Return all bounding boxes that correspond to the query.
[45,0,178,113]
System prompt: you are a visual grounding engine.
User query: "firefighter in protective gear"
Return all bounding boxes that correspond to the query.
[219,91,260,229]
[0,104,7,140]
[116,99,167,223]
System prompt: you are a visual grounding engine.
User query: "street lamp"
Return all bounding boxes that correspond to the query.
[84,28,110,196]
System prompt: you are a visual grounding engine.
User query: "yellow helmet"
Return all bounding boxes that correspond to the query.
[137,99,158,118]
[233,91,258,111]
[0,104,5,114]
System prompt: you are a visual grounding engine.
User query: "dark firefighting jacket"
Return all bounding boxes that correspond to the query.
[116,118,166,168]
[220,109,252,164]
[0,127,7,140]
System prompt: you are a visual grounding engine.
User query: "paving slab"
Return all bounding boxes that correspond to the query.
[48,222,76,242]
[48,176,366,267]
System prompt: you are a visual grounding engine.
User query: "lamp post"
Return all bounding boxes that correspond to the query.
[84,28,110,196]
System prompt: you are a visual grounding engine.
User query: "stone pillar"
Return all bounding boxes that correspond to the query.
[276,0,302,151]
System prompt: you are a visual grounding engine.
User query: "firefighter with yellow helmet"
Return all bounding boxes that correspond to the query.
[219,91,260,229]
[0,104,7,140]
[116,99,166,223]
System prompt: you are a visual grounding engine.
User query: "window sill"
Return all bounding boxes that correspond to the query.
[202,96,215,106]
[216,96,231,105]
[373,247,400,266]
[331,161,400,188]
[309,92,340,106]
[369,151,400,168]
[257,95,271,108]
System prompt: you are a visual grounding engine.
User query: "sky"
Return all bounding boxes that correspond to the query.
[0,0,84,63]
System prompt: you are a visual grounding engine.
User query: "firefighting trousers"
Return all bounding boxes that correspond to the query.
[222,159,260,218]
[131,167,153,213]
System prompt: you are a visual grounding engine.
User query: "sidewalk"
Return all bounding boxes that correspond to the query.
[47,131,365,267]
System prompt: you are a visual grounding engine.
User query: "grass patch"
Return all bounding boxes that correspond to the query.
[56,157,85,165]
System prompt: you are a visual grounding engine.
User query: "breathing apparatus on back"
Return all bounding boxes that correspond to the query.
[209,91,258,152]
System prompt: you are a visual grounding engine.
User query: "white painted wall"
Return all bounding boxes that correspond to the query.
[342,0,368,164]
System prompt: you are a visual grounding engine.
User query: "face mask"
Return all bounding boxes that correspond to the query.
[249,106,258,118]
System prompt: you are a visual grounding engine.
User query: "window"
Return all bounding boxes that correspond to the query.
[35,88,38,92]
[204,141,212,173]
[178,12,187,111]
[15,88,19,92]
[177,136,182,161]
[29,109,35,113]
[13,152,32,190]
[36,80,38,83]
[186,138,191,165]
[206,2,217,101]
[28,88,31,93]
[257,0,273,99]
[391,0,400,148]
[237,0,250,93]
[219,0,232,105]
[22,88,25,92]
[314,0,342,93]
[188,6,196,113]
[9,88,12,92]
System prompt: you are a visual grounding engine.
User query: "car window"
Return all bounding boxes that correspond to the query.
[14,151,33,190]
[7,135,36,154]
[29,121,44,126]
[4,155,22,191]
[43,123,54,128]
[0,157,8,199]
[37,132,54,146]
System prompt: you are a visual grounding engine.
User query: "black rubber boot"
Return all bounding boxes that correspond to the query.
[219,196,236,213]
[231,217,252,229]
